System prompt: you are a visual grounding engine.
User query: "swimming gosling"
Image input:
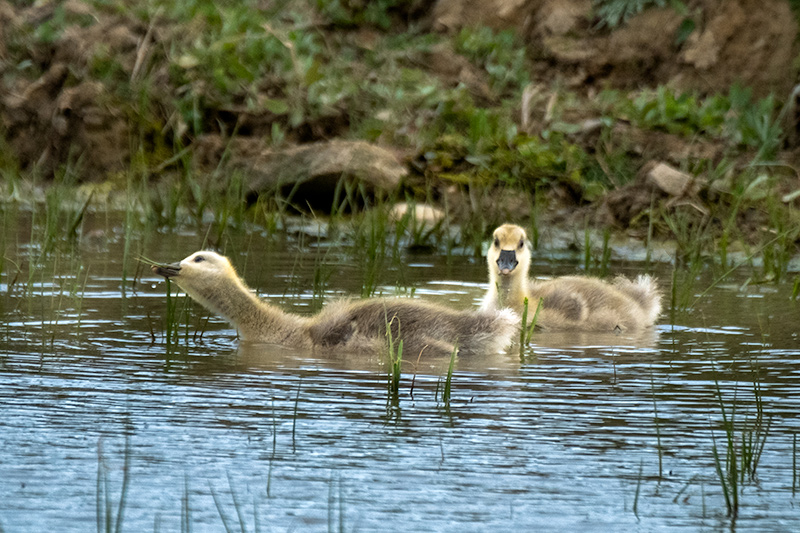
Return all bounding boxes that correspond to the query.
[481,224,661,332]
[152,251,518,356]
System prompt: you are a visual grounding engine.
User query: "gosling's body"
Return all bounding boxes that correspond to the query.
[153,251,518,356]
[481,224,661,331]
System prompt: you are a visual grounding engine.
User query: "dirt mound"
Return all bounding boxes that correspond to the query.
[434,0,798,98]
[1,0,796,230]
[0,2,150,178]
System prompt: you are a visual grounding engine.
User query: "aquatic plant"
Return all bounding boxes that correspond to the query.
[181,474,191,533]
[209,472,249,533]
[164,278,179,351]
[582,226,612,276]
[518,296,542,358]
[793,433,798,497]
[632,458,644,519]
[96,436,131,533]
[327,471,346,533]
[311,238,334,312]
[711,372,772,518]
[355,208,389,298]
[651,374,663,479]
[441,346,457,406]
[292,379,302,454]
[385,315,403,404]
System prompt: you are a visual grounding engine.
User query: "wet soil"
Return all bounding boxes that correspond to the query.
[0,0,798,240]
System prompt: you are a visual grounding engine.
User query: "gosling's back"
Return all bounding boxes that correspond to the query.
[484,224,662,331]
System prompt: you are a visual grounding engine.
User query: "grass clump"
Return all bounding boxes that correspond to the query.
[454,26,530,97]
[385,315,403,405]
[711,374,772,519]
[96,436,132,533]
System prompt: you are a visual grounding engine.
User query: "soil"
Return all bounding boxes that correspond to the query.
[0,0,798,237]
[435,0,798,99]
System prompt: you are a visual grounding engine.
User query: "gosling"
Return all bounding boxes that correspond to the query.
[481,224,661,332]
[152,251,518,356]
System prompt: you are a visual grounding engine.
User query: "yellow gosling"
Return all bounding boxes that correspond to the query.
[481,224,662,332]
[153,251,518,356]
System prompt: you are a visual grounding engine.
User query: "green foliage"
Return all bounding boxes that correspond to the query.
[385,315,403,404]
[593,0,667,28]
[630,87,725,136]
[0,0,795,271]
[454,27,530,97]
[599,85,783,161]
[167,8,322,122]
[711,375,771,518]
[32,5,96,43]
[316,0,411,29]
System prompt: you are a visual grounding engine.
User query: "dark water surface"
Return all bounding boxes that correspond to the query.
[1,211,799,532]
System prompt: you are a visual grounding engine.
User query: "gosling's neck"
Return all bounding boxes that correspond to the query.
[491,268,529,311]
[180,275,303,343]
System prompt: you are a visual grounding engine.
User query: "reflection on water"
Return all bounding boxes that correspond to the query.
[1,213,799,532]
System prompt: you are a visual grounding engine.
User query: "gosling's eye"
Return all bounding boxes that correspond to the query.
[493,238,500,248]
[517,239,524,249]
[193,255,205,263]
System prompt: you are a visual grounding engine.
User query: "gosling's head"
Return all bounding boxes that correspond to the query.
[487,224,531,278]
[151,250,239,291]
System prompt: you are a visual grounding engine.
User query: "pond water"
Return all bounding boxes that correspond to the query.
[1,210,799,532]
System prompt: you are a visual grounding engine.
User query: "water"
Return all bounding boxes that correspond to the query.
[1,211,799,532]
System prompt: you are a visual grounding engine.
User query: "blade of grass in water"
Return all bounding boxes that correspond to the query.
[690,229,794,310]
[114,436,131,533]
[385,315,403,403]
[95,436,131,533]
[181,474,191,533]
[226,471,247,533]
[209,479,236,533]
[793,433,798,496]
[519,297,543,358]
[651,373,663,479]
[442,345,457,406]
[292,379,301,453]
[633,458,643,519]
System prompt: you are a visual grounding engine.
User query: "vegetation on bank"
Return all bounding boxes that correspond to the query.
[1,0,799,281]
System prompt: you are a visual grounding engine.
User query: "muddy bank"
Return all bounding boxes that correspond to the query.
[434,0,797,98]
[0,0,799,248]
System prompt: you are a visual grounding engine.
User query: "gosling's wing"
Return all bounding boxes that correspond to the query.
[307,319,355,347]
[538,288,586,321]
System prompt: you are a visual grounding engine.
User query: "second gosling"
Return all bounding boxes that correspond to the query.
[480,224,661,332]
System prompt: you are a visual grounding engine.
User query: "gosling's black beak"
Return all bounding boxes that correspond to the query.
[152,262,182,278]
[496,250,518,275]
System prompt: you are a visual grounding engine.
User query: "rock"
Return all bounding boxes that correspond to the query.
[645,162,694,197]
[389,202,446,226]
[241,140,406,191]
[195,138,408,209]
